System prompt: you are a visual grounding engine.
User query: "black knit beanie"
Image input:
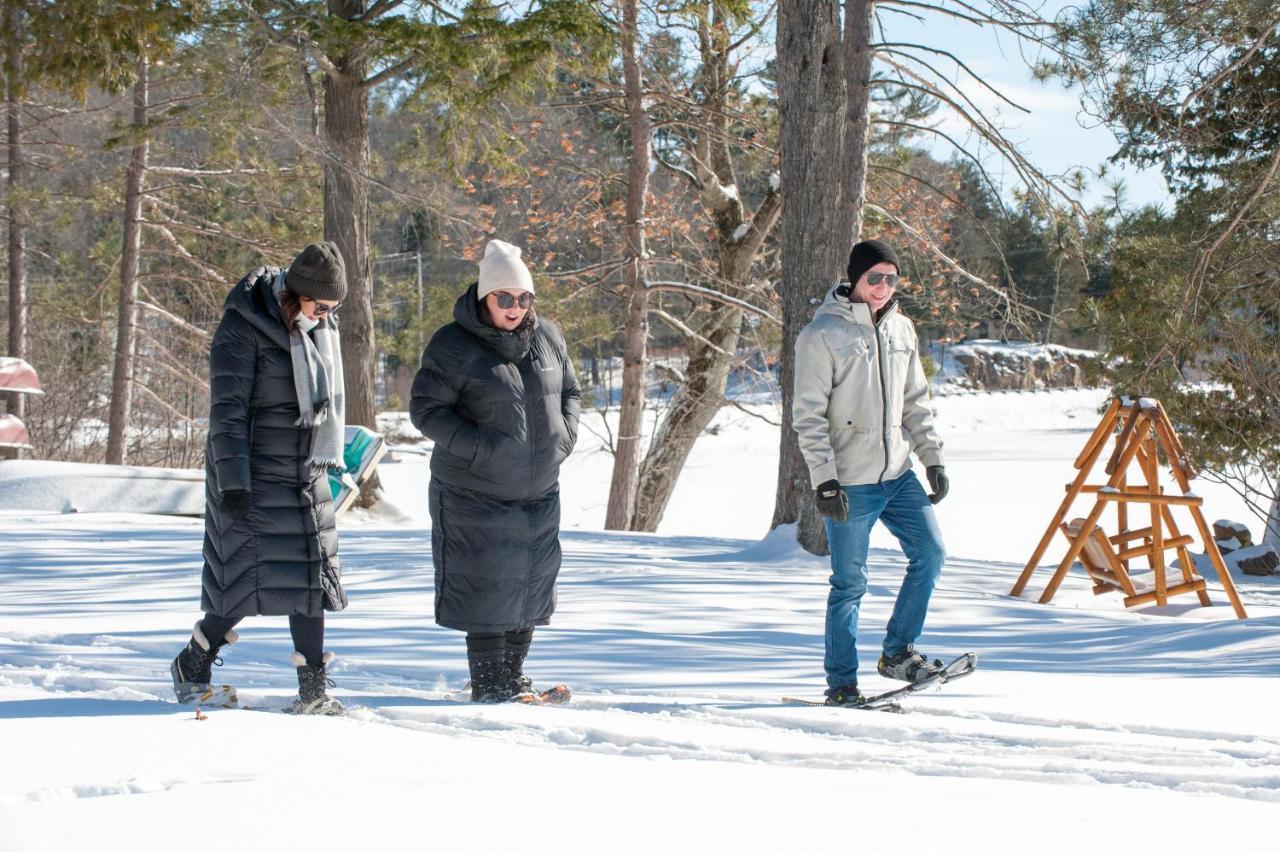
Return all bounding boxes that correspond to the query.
[286,241,348,301]
[846,239,900,285]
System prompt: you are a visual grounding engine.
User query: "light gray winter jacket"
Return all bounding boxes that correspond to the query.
[792,286,943,488]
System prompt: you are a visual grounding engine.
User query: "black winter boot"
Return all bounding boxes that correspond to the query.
[504,631,534,696]
[468,648,513,703]
[170,622,238,703]
[287,652,343,716]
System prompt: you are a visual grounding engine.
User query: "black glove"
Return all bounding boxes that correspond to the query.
[814,478,849,523]
[221,489,252,522]
[926,465,949,505]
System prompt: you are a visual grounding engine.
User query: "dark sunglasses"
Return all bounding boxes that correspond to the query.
[493,291,535,309]
[865,272,900,287]
[301,298,340,315]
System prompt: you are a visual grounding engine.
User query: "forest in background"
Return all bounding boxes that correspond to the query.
[2,1,1276,548]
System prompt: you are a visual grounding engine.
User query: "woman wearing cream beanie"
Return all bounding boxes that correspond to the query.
[411,238,580,703]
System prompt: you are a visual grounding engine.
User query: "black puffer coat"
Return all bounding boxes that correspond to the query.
[201,268,345,618]
[410,284,581,633]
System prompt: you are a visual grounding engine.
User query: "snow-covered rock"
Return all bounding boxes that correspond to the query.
[943,340,1097,391]
[1214,518,1254,550]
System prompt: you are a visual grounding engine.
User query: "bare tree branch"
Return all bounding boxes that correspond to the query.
[864,201,1019,317]
[650,308,739,360]
[646,280,780,324]
[876,43,1029,112]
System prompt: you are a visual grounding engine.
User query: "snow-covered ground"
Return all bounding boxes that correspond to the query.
[2,388,1278,851]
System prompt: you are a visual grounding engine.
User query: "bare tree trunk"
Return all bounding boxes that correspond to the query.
[839,0,874,245]
[632,308,741,530]
[604,0,651,530]
[105,55,150,465]
[1265,486,1280,554]
[773,0,847,554]
[1043,254,1064,344]
[629,4,784,532]
[4,4,26,455]
[323,0,378,502]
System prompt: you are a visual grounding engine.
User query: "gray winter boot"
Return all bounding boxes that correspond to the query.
[170,622,238,704]
[287,652,344,716]
[877,646,944,683]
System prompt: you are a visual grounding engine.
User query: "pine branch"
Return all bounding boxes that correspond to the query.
[241,2,342,81]
[1185,143,1280,319]
[1176,13,1280,119]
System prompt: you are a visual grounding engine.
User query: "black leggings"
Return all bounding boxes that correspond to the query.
[198,613,326,667]
[465,628,534,654]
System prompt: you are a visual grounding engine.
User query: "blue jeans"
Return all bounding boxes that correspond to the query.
[823,470,946,690]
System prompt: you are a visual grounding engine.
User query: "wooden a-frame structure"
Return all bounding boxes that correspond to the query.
[1011,397,1248,619]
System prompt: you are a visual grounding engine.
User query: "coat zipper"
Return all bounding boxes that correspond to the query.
[872,301,898,484]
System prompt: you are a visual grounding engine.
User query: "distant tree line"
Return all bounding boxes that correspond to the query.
[2,1,1271,549]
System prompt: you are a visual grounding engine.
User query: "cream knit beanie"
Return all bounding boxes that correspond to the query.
[477,239,535,300]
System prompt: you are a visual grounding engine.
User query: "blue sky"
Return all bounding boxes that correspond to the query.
[873,1,1174,211]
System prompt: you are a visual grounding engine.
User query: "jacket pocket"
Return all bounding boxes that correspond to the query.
[833,337,871,361]
[829,422,877,457]
[467,430,493,476]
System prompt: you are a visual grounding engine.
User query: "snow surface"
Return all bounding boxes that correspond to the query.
[2,388,1279,851]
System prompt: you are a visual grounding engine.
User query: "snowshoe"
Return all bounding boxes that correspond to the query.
[171,622,238,705]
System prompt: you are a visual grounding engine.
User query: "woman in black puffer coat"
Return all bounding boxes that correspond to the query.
[169,242,350,715]
[411,239,581,702]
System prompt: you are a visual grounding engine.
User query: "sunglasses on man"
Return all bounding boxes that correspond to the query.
[865,272,900,287]
[493,291,535,309]
[301,298,340,315]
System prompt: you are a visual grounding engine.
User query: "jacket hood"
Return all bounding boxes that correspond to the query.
[224,266,292,351]
[453,281,539,362]
[814,283,898,327]
[224,266,340,351]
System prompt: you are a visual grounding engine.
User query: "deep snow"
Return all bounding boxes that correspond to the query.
[1,387,1278,851]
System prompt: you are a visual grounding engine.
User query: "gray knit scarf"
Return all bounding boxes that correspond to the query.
[274,271,346,473]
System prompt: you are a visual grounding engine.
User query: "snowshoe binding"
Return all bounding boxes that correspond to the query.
[170,622,238,707]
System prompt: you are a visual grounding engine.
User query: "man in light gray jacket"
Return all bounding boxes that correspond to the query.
[793,239,949,707]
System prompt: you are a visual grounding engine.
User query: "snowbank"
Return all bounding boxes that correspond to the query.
[0,460,203,515]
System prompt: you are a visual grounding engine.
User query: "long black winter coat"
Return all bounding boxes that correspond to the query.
[201,268,345,618]
[410,284,581,633]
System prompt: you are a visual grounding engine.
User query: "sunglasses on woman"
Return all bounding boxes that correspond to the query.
[301,298,340,315]
[865,272,900,287]
[493,291,535,309]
